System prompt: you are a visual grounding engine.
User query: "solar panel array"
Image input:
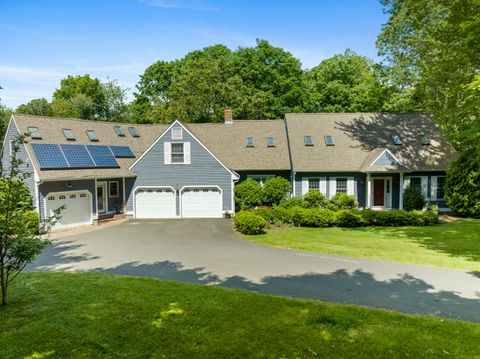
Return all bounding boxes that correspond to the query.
[31,144,136,170]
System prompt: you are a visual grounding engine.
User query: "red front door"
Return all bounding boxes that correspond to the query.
[374,179,384,206]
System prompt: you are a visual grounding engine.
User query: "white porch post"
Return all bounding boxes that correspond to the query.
[399,172,404,210]
[366,173,372,209]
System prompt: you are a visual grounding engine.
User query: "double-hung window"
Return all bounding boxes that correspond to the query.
[336,178,348,194]
[409,177,421,191]
[436,176,446,200]
[308,178,320,191]
[171,143,184,163]
[109,181,119,197]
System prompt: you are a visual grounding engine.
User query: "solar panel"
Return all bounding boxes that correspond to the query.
[31,144,69,169]
[109,146,135,158]
[86,145,119,168]
[60,144,95,168]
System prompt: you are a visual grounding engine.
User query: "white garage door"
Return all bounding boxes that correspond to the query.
[135,188,176,218]
[46,191,92,228]
[181,187,223,218]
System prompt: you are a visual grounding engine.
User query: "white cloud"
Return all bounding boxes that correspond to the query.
[0,65,64,79]
[138,0,218,11]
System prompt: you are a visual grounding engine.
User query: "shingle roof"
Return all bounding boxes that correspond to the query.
[185,120,291,171]
[285,113,456,172]
[13,114,168,181]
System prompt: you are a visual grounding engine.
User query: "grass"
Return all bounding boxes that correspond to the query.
[243,218,480,272]
[0,272,479,358]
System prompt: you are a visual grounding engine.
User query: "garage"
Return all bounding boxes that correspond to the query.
[135,187,177,218]
[181,187,223,218]
[45,191,92,228]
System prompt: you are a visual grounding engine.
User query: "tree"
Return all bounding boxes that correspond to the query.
[0,105,12,145]
[377,0,480,151]
[234,179,264,210]
[303,49,393,112]
[445,152,480,217]
[0,136,60,305]
[263,177,291,205]
[403,186,426,212]
[16,98,52,116]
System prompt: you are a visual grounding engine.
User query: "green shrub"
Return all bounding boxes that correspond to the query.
[360,209,377,226]
[24,210,40,231]
[234,179,264,210]
[403,186,425,211]
[278,196,307,208]
[335,210,365,227]
[363,209,439,227]
[263,177,291,205]
[289,206,307,227]
[234,211,267,235]
[303,190,327,208]
[445,152,480,217]
[252,206,273,222]
[271,206,293,225]
[326,193,358,211]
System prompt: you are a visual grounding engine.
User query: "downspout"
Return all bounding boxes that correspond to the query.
[283,116,295,197]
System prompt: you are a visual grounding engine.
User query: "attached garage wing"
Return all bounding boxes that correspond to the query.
[45,191,92,229]
[135,187,176,218]
[181,187,223,218]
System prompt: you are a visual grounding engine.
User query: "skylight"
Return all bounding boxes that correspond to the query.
[27,126,41,139]
[246,137,255,147]
[266,137,275,147]
[86,130,98,142]
[420,133,430,145]
[128,127,140,138]
[62,128,75,141]
[392,134,402,145]
[114,126,126,137]
[304,136,313,146]
[324,135,334,146]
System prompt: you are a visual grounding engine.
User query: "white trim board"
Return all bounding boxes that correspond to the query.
[369,149,403,167]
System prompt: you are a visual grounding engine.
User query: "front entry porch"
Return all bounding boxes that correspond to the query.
[366,173,404,210]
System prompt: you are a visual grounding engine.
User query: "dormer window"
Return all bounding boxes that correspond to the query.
[128,127,139,138]
[113,126,126,137]
[27,126,41,139]
[266,137,275,147]
[86,130,98,142]
[304,136,313,146]
[420,133,430,145]
[246,137,255,147]
[324,135,334,146]
[392,134,402,145]
[62,128,75,141]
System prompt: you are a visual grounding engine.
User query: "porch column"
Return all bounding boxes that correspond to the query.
[399,172,404,210]
[366,173,372,208]
[122,177,126,213]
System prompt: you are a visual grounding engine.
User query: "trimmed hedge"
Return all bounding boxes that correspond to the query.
[234,211,267,235]
[264,206,439,229]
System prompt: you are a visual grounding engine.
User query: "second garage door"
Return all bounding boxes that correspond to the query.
[181,187,223,218]
[135,188,176,218]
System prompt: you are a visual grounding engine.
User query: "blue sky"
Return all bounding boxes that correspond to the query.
[0,0,388,108]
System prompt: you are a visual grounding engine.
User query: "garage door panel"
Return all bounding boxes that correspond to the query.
[46,191,91,228]
[182,187,223,218]
[135,188,176,218]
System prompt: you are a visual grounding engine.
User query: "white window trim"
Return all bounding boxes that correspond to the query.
[330,176,354,198]
[248,174,274,187]
[431,175,446,201]
[9,140,14,157]
[109,181,119,198]
[302,177,327,196]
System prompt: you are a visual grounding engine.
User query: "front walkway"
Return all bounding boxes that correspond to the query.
[28,219,480,322]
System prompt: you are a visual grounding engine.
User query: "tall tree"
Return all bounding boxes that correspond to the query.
[303,49,393,112]
[16,98,52,116]
[377,0,480,150]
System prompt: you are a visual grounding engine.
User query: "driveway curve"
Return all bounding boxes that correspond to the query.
[28,219,480,322]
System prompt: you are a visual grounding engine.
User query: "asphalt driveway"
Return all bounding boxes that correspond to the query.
[28,219,480,322]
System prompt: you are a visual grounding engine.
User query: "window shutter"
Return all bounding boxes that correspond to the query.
[421,176,428,199]
[164,142,171,164]
[301,178,308,196]
[430,176,437,201]
[403,177,410,190]
[329,178,336,198]
[184,142,191,164]
[347,177,354,196]
[320,177,327,196]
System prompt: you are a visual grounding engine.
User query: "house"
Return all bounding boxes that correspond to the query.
[0,111,455,229]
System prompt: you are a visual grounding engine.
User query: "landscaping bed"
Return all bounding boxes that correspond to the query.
[1,272,480,358]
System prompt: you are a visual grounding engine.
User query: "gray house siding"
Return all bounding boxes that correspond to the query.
[129,123,233,215]
[38,179,96,222]
[294,172,366,207]
[125,177,136,213]
[1,118,36,207]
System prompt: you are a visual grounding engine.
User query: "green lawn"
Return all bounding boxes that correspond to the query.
[243,218,480,272]
[0,272,479,358]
